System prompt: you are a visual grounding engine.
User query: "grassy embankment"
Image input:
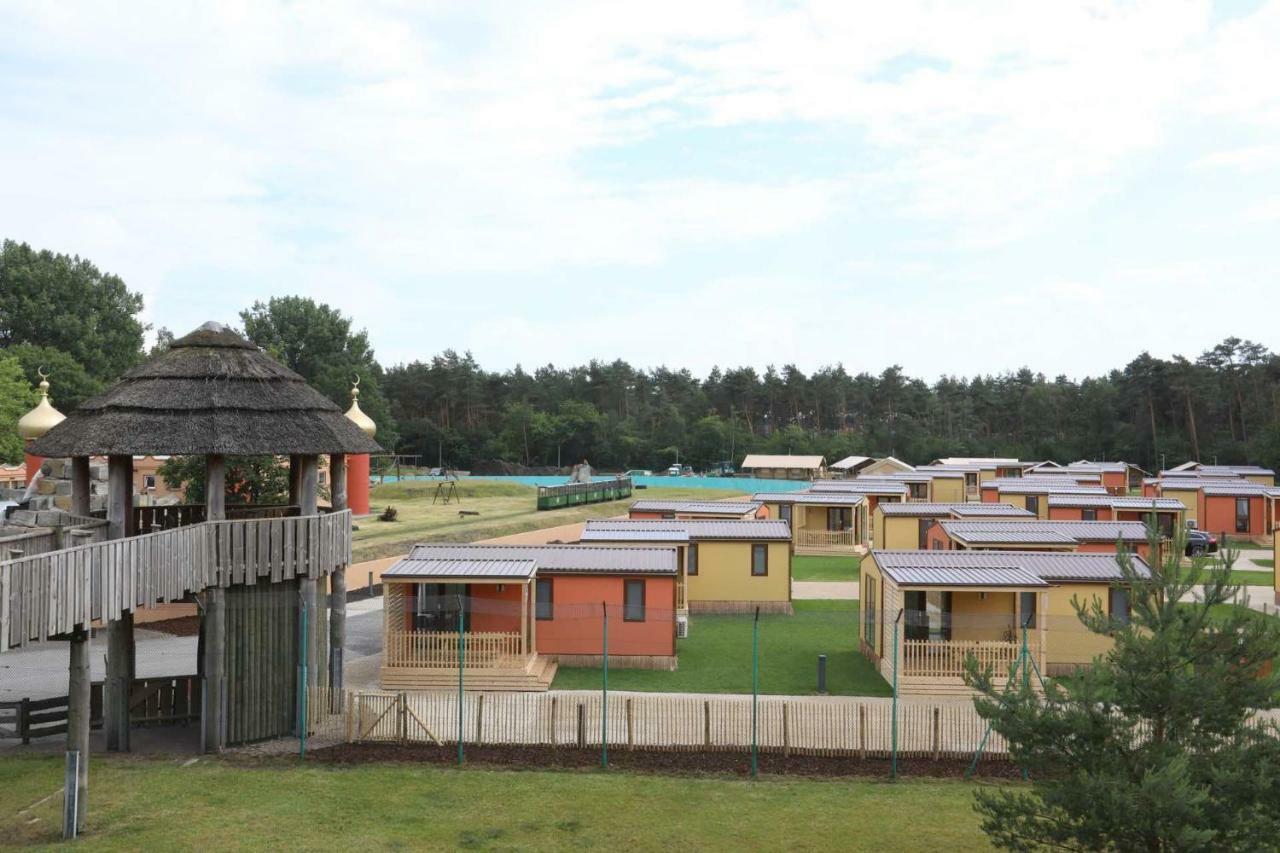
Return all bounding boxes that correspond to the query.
[0,755,997,851]
[352,480,747,562]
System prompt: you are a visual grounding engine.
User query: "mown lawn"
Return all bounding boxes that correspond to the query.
[1227,569,1274,587]
[0,755,996,851]
[552,600,889,696]
[793,554,861,582]
[352,481,747,561]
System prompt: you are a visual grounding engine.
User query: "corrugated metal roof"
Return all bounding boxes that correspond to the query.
[1201,483,1280,497]
[981,482,1108,495]
[882,565,1049,587]
[872,549,1149,582]
[741,454,825,469]
[940,520,1149,544]
[1046,494,1184,510]
[628,500,761,515]
[810,480,910,494]
[878,502,967,516]
[933,457,1021,468]
[383,558,537,579]
[404,544,678,575]
[754,490,867,505]
[948,504,1037,517]
[578,528,690,543]
[582,519,792,541]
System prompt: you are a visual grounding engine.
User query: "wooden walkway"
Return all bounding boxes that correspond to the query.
[0,511,352,651]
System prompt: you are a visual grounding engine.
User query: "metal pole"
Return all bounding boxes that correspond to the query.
[601,600,609,768]
[751,606,760,778]
[62,750,80,840]
[457,595,465,766]
[298,592,308,758]
[891,608,903,781]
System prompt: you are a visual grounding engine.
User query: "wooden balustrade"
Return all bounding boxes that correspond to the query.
[0,510,352,651]
[385,630,524,669]
[900,639,1029,679]
[797,529,855,549]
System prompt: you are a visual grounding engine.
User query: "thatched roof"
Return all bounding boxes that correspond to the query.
[28,322,383,456]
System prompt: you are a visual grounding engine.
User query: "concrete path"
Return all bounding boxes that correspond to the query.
[792,581,858,601]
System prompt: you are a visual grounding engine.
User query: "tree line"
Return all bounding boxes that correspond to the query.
[4,238,1279,473]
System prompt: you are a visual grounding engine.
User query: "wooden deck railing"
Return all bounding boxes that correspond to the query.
[797,529,855,549]
[92,503,305,532]
[0,510,352,651]
[384,630,524,669]
[900,639,1029,679]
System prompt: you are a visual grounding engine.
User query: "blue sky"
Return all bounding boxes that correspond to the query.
[1,1,1278,379]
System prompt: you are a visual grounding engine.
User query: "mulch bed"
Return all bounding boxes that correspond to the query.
[304,742,1020,779]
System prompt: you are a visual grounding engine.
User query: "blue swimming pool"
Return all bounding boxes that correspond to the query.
[379,474,812,493]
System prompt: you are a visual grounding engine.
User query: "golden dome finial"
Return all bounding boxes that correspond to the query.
[18,367,66,442]
[344,375,376,437]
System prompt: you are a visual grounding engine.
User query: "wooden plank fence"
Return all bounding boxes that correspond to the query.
[0,675,199,743]
[0,511,351,651]
[343,691,1010,758]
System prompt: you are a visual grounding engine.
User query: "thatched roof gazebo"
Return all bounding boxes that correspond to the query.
[13,321,380,835]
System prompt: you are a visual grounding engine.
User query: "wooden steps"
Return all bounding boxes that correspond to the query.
[380,655,558,692]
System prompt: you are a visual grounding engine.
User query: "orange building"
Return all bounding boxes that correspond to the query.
[1047,495,1184,537]
[926,520,1152,559]
[379,544,679,690]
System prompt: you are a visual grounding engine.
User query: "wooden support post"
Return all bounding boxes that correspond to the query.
[329,454,347,692]
[105,454,133,753]
[576,703,585,749]
[858,705,867,760]
[70,456,90,517]
[201,455,227,754]
[783,703,791,758]
[626,698,634,750]
[519,582,528,656]
[703,700,711,748]
[550,696,558,748]
[298,455,320,690]
[67,628,90,832]
[476,693,484,744]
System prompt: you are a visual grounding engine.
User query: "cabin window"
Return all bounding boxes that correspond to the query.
[905,590,952,641]
[1081,508,1097,521]
[778,504,792,524]
[864,575,877,648]
[1236,498,1251,533]
[909,483,928,500]
[1109,587,1130,625]
[623,579,645,622]
[535,579,553,620]
[751,543,768,576]
[1018,592,1037,629]
[1025,495,1040,516]
[687,543,699,576]
[917,518,934,549]
[143,474,157,490]
[827,506,851,531]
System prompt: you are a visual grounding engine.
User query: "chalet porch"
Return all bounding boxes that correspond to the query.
[380,567,555,692]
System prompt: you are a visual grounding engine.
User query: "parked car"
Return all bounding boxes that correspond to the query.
[622,469,652,477]
[1185,529,1218,557]
[666,465,682,476]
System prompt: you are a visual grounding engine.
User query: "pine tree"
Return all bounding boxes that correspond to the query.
[967,528,1280,851]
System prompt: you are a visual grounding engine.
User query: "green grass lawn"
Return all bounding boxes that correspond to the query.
[0,755,997,851]
[1228,570,1274,587]
[1252,559,1274,569]
[792,554,862,582]
[552,600,889,696]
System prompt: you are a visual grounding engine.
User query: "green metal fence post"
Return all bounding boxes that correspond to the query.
[457,596,465,766]
[891,608,903,781]
[601,600,609,768]
[298,591,309,759]
[751,606,760,779]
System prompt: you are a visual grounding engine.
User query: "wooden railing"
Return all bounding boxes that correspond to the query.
[385,630,524,669]
[676,580,687,612]
[0,510,352,651]
[93,503,305,532]
[797,529,855,549]
[0,674,199,742]
[900,639,1029,679]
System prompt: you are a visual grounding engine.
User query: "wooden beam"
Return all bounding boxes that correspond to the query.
[104,454,133,753]
[298,456,320,689]
[202,454,227,753]
[329,454,347,691]
[70,456,90,517]
[520,581,528,656]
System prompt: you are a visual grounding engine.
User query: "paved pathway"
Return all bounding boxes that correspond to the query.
[792,581,859,601]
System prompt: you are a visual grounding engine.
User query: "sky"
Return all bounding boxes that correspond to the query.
[2,0,1278,381]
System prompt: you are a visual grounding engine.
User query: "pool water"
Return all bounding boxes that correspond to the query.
[378,474,811,493]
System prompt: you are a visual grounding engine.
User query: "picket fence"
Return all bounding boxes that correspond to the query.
[342,690,1009,758]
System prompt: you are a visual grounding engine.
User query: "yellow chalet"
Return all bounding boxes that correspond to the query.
[873,502,1035,549]
[579,518,794,614]
[861,549,1149,694]
[739,454,826,480]
[752,489,871,553]
[979,478,1108,518]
